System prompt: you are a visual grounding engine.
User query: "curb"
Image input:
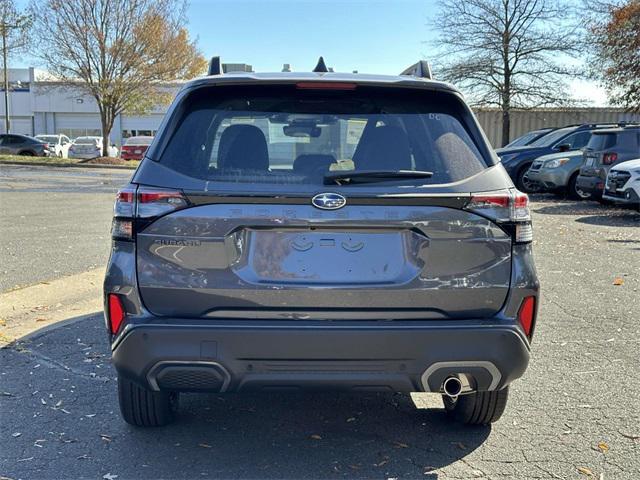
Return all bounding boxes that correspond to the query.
[0,161,137,170]
[2,312,102,348]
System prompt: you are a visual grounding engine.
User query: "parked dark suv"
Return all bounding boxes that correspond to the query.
[576,126,640,201]
[104,59,539,427]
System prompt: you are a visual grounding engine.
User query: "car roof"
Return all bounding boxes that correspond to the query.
[183,71,461,95]
[592,126,640,134]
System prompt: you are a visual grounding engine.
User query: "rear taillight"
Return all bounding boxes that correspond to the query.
[517,296,536,338]
[107,293,125,335]
[465,190,532,243]
[111,185,188,241]
[602,152,618,165]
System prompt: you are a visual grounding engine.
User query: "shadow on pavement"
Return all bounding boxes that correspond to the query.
[1,314,491,479]
[531,197,639,224]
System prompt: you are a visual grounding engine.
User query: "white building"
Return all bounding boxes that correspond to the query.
[0,68,176,145]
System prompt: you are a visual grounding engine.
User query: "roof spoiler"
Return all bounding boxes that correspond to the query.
[400,61,432,80]
[208,56,222,76]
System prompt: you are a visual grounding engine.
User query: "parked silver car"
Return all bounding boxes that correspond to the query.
[525,150,588,199]
[68,136,118,159]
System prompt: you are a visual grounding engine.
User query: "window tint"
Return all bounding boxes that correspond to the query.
[4,135,25,145]
[530,127,575,147]
[587,133,617,150]
[559,131,591,149]
[158,86,489,186]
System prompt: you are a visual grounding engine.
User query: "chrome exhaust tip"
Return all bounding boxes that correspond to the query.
[442,375,463,398]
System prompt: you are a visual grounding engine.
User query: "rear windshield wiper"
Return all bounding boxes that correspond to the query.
[324,170,434,185]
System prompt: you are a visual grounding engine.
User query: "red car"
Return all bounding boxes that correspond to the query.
[120,136,153,160]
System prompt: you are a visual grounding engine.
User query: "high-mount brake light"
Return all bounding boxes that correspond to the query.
[296,82,357,90]
[465,190,533,243]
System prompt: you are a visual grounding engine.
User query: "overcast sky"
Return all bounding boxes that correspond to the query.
[14,0,609,106]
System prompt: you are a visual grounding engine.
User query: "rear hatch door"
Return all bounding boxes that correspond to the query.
[136,195,512,320]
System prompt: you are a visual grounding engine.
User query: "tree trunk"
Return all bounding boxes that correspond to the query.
[501,109,510,147]
[99,109,114,157]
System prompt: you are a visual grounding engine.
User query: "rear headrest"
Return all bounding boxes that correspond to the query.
[293,154,336,176]
[354,125,412,171]
[218,125,269,171]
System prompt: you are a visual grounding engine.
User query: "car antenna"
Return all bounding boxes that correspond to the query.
[313,56,329,73]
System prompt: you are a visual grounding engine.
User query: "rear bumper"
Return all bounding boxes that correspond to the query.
[576,174,604,196]
[111,320,531,394]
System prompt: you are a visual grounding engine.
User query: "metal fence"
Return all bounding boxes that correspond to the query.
[474,108,640,147]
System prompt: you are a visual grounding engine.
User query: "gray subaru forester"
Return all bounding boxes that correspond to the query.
[104,59,539,427]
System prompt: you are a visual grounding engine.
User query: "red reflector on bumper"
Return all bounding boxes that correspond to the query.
[517,296,536,337]
[108,294,125,334]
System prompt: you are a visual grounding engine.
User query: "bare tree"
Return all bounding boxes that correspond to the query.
[30,0,207,155]
[431,0,581,146]
[1,0,32,133]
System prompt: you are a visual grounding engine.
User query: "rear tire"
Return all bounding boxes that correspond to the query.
[516,167,541,193]
[117,375,178,427]
[19,150,35,156]
[567,173,587,200]
[443,387,509,425]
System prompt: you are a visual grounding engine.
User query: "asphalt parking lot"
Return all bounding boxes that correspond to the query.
[1,165,639,479]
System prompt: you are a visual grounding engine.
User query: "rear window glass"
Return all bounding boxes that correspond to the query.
[156,86,489,186]
[75,137,100,145]
[586,133,618,150]
[125,136,153,146]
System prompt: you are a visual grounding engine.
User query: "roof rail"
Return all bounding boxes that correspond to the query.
[400,61,432,80]
[313,56,329,73]
[208,56,222,76]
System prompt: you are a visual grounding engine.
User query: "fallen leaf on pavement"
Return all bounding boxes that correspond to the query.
[613,278,624,286]
[310,434,322,440]
[577,466,594,476]
[100,434,112,442]
[12,432,21,437]
[102,474,118,480]
[619,431,640,440]
[597,442,609,453]
[346,417,356,422]
[198,443,212,448]
[393,441,409,448]
[373,460,389,467]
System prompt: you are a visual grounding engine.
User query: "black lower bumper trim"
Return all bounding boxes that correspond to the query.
[112,321,530,393]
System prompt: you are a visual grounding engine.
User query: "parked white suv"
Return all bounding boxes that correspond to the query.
[34,134,72,158]
[602,158,640,210]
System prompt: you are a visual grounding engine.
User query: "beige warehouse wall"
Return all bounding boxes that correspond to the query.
[474,108,640,148]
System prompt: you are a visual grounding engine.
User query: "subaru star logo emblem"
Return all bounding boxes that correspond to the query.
[312,192,346,210]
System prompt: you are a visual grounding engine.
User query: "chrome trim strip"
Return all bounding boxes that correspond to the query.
[421,361,502,392]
